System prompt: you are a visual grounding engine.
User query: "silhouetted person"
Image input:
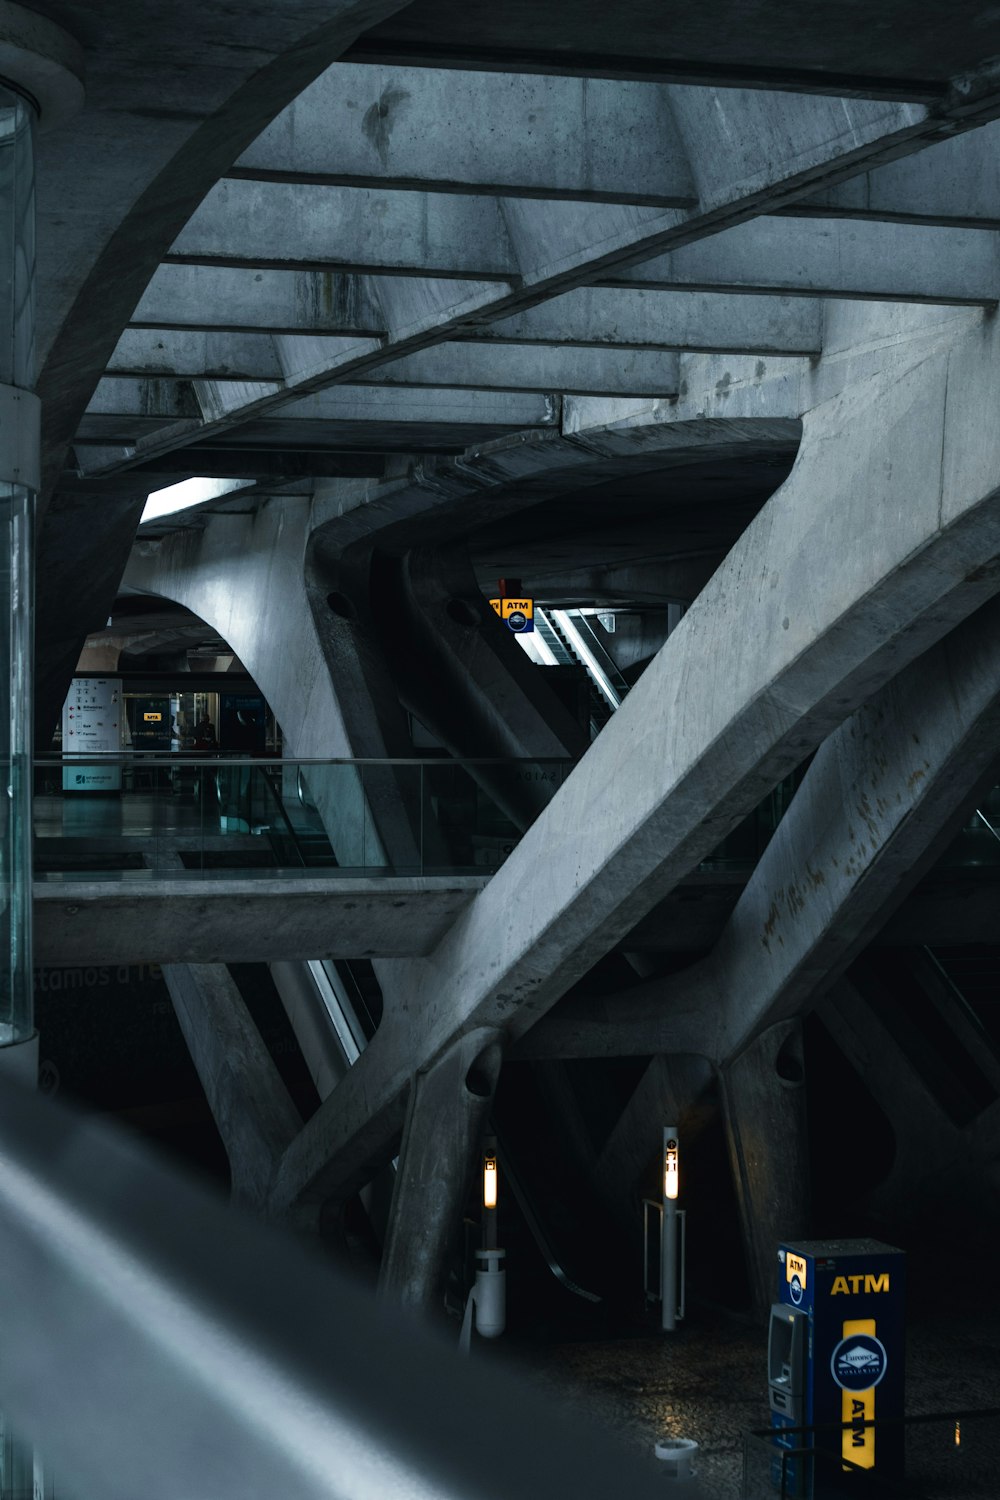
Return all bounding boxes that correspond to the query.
[193,715,217,753]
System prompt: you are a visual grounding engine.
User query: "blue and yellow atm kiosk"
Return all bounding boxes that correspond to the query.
[769,1239,905,1494]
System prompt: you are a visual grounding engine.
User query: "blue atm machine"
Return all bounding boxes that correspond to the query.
[769,1240,905,1495]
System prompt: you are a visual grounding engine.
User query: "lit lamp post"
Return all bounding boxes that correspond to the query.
[661,1126,685,1333]
[483,1148,498,1247]
[461,1138,506,1350]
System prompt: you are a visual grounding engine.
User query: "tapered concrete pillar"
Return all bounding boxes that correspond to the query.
[379,1026,503,1316]
[720,1020,809,1321]
[163,964,302,1217]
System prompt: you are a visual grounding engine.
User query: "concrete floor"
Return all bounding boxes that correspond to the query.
[505,1272,1000,1499]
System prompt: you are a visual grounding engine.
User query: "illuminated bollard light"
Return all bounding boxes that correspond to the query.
[461,1141,506,1351]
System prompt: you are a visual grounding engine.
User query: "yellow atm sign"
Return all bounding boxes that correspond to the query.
[489,597,534,633]
[142,712,163,722]
[786,1252,807,1289]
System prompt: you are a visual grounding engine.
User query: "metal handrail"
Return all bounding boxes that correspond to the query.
[0,1078,664,1500]
[37,754,575,768]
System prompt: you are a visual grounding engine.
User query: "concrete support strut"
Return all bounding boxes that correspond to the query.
[266,306,1000,1217]
[378,1027,503,1315]
[163,964,301,1215]
[720,1020,809,1320]
[523,590,1000,1065]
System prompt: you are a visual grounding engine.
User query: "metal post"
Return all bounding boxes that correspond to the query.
[482,1135,498,1251]
[661,1126,679,1333]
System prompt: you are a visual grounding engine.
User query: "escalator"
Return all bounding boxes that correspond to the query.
[532,608,628,736]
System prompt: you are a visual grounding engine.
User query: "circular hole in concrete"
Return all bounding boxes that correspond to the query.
[775,1033,805,1086]
[446,597,481,628]
[326,590,357,620]
[464,1058,494,1098]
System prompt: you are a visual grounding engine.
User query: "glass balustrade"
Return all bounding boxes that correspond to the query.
[33,757,573,880]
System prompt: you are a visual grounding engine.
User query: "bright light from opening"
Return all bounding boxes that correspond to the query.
[664,1138,679,1201]
[483,1156,498,1210]
[141,477,252,524]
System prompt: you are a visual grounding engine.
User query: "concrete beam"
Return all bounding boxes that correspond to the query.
[114,289,824,386]
[475,287,824,353]
[794,118,1000,227]
[162,964,301,1213]
[83,379,559,439]
[519,593,1000,1063]
[168,180,518,278]
[610,215,1000,305]
[89,86,994,475]
[165,184,1000,313]
[108,333,681,397]
[720,1020,809,1319]
[378,1027,503,1315]
[265,304,1000,1214]
[33,876,488,966]
[234,64,696,207]
[132,265,388,335]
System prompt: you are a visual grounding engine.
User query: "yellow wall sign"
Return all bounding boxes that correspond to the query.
[142,712,163,722]
[489,597,535,633]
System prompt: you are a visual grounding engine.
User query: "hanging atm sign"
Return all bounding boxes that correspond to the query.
[489,597,534,633]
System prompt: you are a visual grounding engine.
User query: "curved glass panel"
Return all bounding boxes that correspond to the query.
[0,83,35,1047]
[0,484,32,1043]
[0,85,35,389]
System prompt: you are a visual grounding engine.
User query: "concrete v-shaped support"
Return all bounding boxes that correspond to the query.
[266,305,1000,1217]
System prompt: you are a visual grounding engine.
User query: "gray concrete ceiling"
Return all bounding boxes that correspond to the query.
[36,0,1000,739]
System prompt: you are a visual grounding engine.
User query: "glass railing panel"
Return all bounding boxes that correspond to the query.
[32,757,573,881]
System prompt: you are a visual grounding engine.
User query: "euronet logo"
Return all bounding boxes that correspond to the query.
[838,1347,880,1376]
[831,1333,888,1393]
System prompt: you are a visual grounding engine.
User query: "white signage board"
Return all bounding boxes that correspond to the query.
[62,677,123,791]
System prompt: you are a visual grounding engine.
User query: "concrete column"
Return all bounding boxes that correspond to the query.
[720,1020,809,1321]
[378,1026,503,1316]
[162,964,302,1217]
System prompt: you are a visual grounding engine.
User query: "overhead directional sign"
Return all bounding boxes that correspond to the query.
[489,596,534,633]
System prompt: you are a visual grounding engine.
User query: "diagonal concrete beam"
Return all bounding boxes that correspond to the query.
[519,594,1000,1064]
[265,305,1000,1215]
[87,81,1000,475]
[162,964,301,1214]
[113,287,824,379]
